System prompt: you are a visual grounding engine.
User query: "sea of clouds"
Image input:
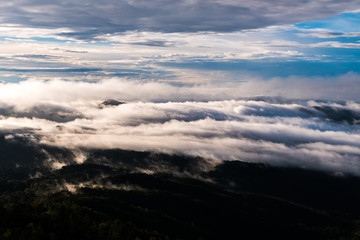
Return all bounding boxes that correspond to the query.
[0,77,360,175]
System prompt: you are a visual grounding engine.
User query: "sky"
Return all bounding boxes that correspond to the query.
[0,0,360,174]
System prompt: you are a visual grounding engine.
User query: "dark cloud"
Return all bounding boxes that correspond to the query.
[13,54,59,59]
[0,104,83,123]
[242,100,360,125]
[63,50,88,54]
[0,68,102,73]
[1,0,359,40]
[298,32,360,38]
[309,105,360,125]
[128,40,175,47]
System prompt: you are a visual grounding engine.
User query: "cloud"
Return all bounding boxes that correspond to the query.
[0,24,72,39]
[298,32,360,38]
[12,54,59,59]
[312,41,360,49]
[62,49,88,54]
[1,1,360,39]
[261,39,360,49]
[0,67,102,73]
[1,26,359,82]
[0,74,360,107]
[125,40,176,47]
[0,78,359,175]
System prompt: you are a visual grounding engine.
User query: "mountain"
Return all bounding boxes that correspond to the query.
[0,136,360,239]
[99,99,126,108]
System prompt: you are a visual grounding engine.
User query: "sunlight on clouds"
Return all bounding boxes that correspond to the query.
[0,78,359,174]
[0,24,74,39]
[0,22,360,83]
[0,1,359,177]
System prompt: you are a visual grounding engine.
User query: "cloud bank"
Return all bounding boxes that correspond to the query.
[1,0,360,39]
[0,78,360,175]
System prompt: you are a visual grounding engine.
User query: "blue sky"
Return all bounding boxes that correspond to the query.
[0,1,359,97]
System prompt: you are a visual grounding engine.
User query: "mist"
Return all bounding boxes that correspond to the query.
[0,77,358,175]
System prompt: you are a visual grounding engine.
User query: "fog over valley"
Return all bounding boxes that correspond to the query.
[0,78,358,175]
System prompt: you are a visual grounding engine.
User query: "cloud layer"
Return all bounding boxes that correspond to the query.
[1,0,360,39]
[0,78,360,175]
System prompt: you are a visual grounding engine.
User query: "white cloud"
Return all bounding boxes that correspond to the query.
[0,74,359,114]
[0,78,359,174]
[0,24,73,39]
